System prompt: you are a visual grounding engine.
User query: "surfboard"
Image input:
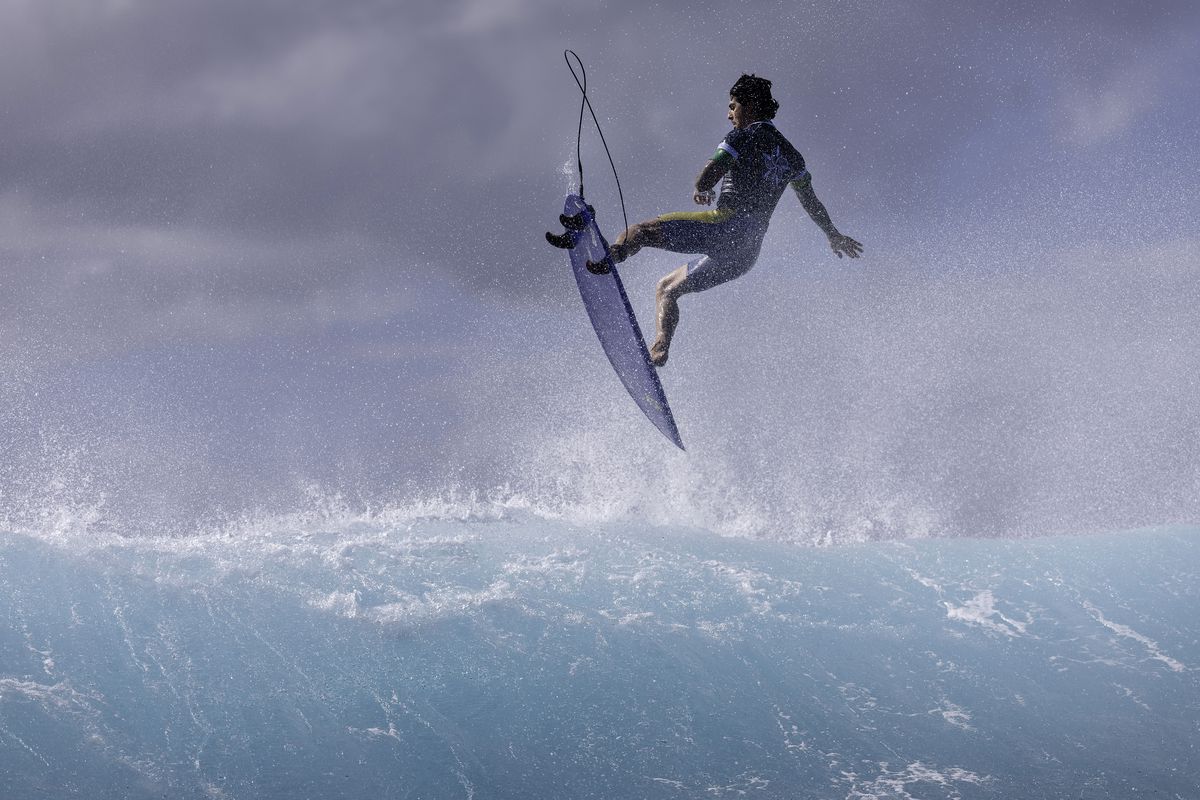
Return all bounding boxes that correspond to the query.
[557,194,684,450]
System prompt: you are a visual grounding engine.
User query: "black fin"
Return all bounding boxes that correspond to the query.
[545,230,575,249]
[559,211,588,231]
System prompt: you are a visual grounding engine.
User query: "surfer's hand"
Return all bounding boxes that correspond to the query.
[693,190,715,205]
[829,232,863,259]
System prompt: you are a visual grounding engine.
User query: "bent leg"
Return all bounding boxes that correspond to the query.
[648,231,766,366]
[610,219,664,263]
[649,264,691,367]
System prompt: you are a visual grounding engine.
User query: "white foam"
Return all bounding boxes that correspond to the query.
[502,549,586,581]
[311,590,361,618]
[358,580,513,628]
[0,677,97,715]
[1083,601,1186,673]
[944,590,1029,638]
[932,702,974,731]
[702,560,796,615]
[841,760,988,799]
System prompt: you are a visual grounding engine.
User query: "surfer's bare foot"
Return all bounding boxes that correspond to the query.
[650,264,686,368]
[649,338,669,367]
[586,257,611,275]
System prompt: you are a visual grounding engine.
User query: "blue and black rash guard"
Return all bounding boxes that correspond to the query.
[714,121,809,218]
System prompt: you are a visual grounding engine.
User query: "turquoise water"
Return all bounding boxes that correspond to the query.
[1,508,1196,799]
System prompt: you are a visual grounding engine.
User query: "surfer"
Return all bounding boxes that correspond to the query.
[588,74,863,366]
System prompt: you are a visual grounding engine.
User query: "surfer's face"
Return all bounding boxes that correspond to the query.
[728,96,756,129]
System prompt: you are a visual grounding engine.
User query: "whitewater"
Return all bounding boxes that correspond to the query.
[5,192,1198,798]
[2,488,1197,799]
[4,9,1199,796]
[4,231,1199,798]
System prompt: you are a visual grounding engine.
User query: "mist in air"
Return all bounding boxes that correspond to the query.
[2,2,1198,798]
[3,1,1197,539]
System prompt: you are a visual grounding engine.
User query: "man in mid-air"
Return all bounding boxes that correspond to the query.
[591,74,863,366]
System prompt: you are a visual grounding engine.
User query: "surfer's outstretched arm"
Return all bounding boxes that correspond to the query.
[791,174,863,259]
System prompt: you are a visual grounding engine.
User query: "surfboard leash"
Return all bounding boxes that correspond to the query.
[563,49,629,237]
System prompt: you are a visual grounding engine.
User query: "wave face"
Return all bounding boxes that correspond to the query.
[2,510,1197,799]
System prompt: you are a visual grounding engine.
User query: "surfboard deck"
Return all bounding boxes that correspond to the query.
[558,194,684,450]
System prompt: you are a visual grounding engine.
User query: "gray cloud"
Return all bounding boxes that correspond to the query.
[2,0,1196,352]
[3,1,1195,255]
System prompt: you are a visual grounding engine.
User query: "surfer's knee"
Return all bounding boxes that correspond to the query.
[657,266,688,300]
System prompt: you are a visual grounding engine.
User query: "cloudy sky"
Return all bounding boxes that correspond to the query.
[3,0,1198,537]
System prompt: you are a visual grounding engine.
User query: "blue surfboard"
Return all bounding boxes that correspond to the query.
[558,194,684,450]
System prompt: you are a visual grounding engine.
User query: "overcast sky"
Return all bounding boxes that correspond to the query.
[3,0,1198,536]
[3,0,1197,345]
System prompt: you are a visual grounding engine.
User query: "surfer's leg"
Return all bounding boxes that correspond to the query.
[613,209,733,264]
[586,219,666,273]
[610,219,664,263]
[649,228,767,365]
[650,264,691,367]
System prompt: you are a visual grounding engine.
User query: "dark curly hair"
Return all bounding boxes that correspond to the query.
[730,74,780,120]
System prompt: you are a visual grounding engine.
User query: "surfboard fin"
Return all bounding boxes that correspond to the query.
[560,209,591,230]
[546,205,597,249]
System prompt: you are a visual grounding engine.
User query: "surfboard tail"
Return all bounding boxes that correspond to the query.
[560,194,684,451]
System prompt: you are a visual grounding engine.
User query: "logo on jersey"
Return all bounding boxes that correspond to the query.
[762,145,794,188]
